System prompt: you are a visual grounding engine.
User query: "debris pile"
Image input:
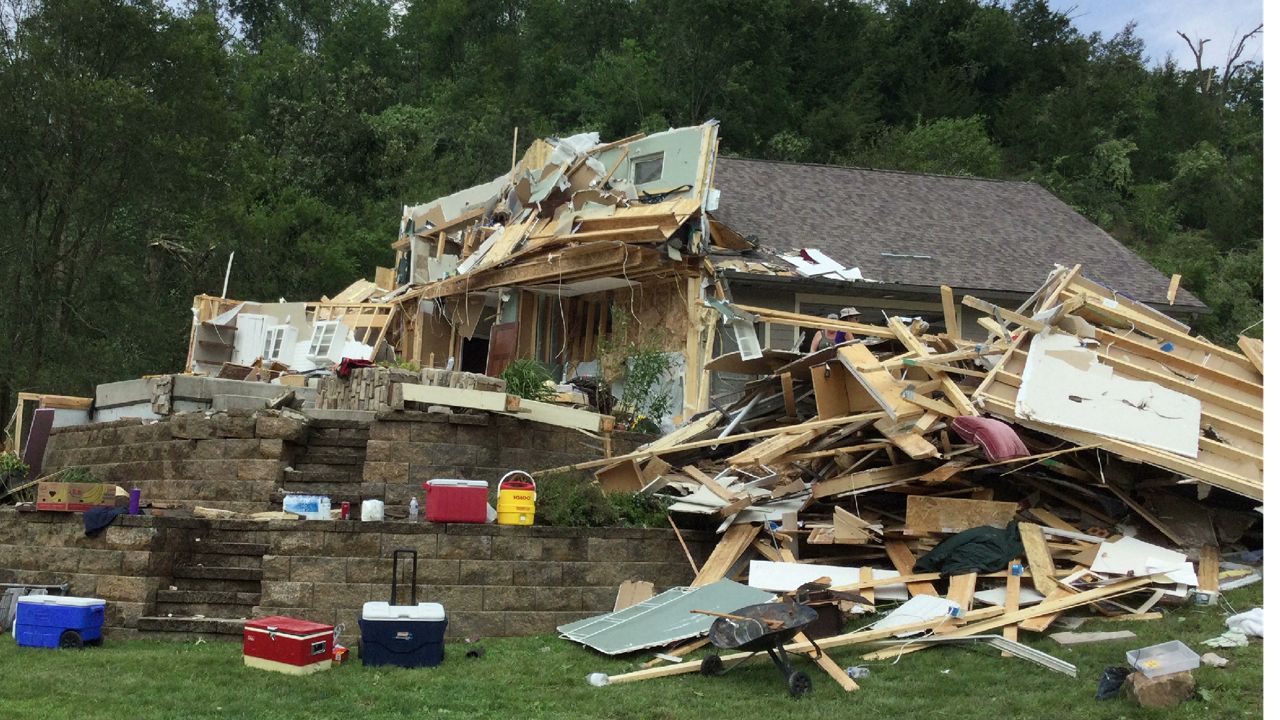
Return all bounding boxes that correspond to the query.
[547,264,1262,692]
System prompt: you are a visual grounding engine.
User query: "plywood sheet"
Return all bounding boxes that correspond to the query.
[906,495,1018,533]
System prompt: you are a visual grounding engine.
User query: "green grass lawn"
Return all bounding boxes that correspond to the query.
[1,582,1261,720]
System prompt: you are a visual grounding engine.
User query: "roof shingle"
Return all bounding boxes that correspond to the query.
[712,156,1204,309]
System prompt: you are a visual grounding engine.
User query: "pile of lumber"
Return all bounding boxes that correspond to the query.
[549,264,1262,688]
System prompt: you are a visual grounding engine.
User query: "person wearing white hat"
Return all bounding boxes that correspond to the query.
[839,307,860,320]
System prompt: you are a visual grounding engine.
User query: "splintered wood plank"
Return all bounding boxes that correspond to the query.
[916,458,974,485]
[781,372,798,418]
[1018,523,1060,597]
[945,572,977,612]
[887,317,978,416]
[1238,335,1264,376]
[940,285,961,338]
[884,541,938,596]
[836,344,922,421]
[834,506,875,544]
[873,416,941,459]
[1198,544,1221,592]
[860,566,875,606]
[797,631,859,692]
[1028,508,1083,535]
[728,428,821,466]
[682,466,739,503]
[691,524,760,587]
[905,495,1018,534]
[812,461,931,499]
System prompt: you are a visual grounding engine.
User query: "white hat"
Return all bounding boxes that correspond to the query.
[839,307,860,319]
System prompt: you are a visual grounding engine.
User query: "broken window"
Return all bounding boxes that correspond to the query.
[631,153,664,185]
[307,321,340,359]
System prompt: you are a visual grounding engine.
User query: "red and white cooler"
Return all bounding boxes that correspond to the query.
[243,615,335,675]
[422,479,488,523]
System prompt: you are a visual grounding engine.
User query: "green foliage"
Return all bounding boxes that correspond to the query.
[597,307,674,432]
[862,116,1003,177]
[0,452,28,481]
[532,472,669,529]
[59,467,97,484]
[500,359,556,403]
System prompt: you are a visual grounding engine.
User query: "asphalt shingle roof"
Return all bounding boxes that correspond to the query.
[712,156,1204,309]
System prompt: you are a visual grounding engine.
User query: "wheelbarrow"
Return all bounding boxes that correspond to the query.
[695,600,820,697]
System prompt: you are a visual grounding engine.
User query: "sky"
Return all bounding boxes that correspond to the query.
[1050,0,1264,68]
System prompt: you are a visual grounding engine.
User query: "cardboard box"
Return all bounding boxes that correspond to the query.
[36,482,118,512]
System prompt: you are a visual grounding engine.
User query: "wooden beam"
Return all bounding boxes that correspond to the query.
[533,412,887,476]
[1197,544,1220,593]
[731,303,896,339]
[945,572,977,612]
[1105,484,1186,547]
[1002,560,1021,654]
[940,285,961,338]
[691,524,759,587]
[812,461,931,499]
[883,541,938,596]
[961,296,1046,334]
[1018,523,1060,597]
[399,384,519,413]
[510,397,614,433]
[797,631,859,692]
[888,318,978,416]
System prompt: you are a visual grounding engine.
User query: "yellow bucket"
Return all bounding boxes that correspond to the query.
[496,471,537,526]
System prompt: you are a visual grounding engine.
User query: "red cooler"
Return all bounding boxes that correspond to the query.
[422,479,488,523]
[243,616,335,675]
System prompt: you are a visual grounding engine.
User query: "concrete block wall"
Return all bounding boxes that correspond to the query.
[0,510,713,640]
[41,412,303,515]
[364,410,649,510]
[0,509,190,633]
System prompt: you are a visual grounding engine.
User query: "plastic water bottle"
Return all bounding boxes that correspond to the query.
[408,497,419,522]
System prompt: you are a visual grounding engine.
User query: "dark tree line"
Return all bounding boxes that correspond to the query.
[0,0,1262,423]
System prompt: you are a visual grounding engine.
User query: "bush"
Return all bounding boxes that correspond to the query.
[501,359,557,402]
[533,471,669,528]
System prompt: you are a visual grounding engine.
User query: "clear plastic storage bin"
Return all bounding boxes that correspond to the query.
[1126,640,1200,678]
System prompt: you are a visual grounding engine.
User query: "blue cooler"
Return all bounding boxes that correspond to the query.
[359,549,447,668]
[15,595,106,649]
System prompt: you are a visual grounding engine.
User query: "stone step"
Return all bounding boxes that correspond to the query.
[185,553,263,570]
[154,602,256,619]
[173,565,262,582]
[283,468,363,484]
[156,589,261,606]
[306,429,370,448]
[192,541,268,557]
[297,447,365,465]
[137,616,246,637]
[169,576,262,593]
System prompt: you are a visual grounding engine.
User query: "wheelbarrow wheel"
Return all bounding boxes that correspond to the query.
[700,654,725,676]
[787,670,812,697]
[58,630,83,649]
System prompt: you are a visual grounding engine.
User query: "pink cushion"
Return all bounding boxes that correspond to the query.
[950,416,1030,462]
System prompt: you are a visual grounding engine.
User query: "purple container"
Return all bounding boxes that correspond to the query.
[128,488,141,515]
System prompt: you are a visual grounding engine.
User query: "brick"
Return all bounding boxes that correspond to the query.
[271,531,325,555]
[171,414,214,440]
[378,532,438,558]
[290,556,348,583]
[310,582,376,611]
[493,536,544,561]
[420,584,483,612]
[367,421,411,442]
[102,526,157,551]
[500,611,560,636]
[120,551,153,576]
[363,461,409,484]
[260,555,291,580]
[323,532,381,558]
[261,581,312,607]
[96,575,154,603]
[105,601,147,629]
[345,558,392,584]
[78,549,124,574]
[513,562,562,587]
[255,415,308,443]
[540,536,588,561]
[482,586,526,611]
[437,534,491,560]
[580,587,617,611]
[458,560,514,586]
[535,586,582,612]
[236,460,283,484]
[408,422,454,444]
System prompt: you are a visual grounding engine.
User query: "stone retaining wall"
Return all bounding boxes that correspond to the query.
[0,509,712,640]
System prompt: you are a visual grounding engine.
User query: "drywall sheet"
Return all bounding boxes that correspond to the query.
[1091,537,1198,587]
[870,595,960,637]
[1015,332,1201,457]
[747,561,909,601]
[556,580,774,655]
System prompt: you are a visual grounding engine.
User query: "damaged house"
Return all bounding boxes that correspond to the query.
[184,121,1204,430]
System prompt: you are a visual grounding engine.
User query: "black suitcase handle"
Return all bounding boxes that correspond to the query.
[391,548,418,606]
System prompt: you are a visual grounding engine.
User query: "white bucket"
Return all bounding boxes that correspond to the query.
[360,499,385,522]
